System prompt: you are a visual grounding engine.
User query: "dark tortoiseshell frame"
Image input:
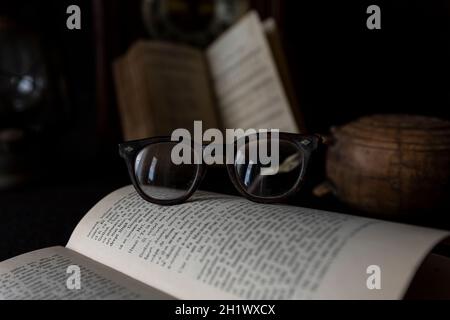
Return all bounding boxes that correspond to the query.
[119,132,323,205]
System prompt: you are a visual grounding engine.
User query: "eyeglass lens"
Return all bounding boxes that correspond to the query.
[234,139,304,198]
[134,142,199,201]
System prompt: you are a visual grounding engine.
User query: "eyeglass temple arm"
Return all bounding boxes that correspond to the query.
[314,133,333,146]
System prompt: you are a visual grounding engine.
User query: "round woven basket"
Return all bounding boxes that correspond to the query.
[326,114,450,215]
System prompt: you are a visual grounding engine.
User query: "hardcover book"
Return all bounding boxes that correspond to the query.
[114,11,305,141]
[0,186,449,299]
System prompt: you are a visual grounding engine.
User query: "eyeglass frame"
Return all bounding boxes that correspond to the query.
[119,132,324,206]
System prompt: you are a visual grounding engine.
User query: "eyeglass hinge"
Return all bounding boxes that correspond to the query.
[301,139,311,146]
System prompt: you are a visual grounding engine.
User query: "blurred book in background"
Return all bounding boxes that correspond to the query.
[114,11,305,140]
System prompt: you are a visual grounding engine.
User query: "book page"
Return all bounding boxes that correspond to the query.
[263,18,305,132]
[114,41,220,140]
[0,246,172,299]
[67,186,448,300]
[206,11,299,132]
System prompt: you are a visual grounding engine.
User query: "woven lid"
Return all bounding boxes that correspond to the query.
[333,114,450,150]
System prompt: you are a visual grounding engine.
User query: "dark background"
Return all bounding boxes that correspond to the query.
[0,0,449,261]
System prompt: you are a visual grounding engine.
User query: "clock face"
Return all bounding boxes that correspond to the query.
[142,0,248,46]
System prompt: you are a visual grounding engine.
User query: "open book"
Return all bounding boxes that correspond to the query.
[1,186,449,300]
[114,11,305,141]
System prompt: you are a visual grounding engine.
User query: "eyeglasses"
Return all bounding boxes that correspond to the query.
[119,132,324,205]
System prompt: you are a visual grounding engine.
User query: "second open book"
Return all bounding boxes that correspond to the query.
[114,11,304,141]
[0,185,449,299]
